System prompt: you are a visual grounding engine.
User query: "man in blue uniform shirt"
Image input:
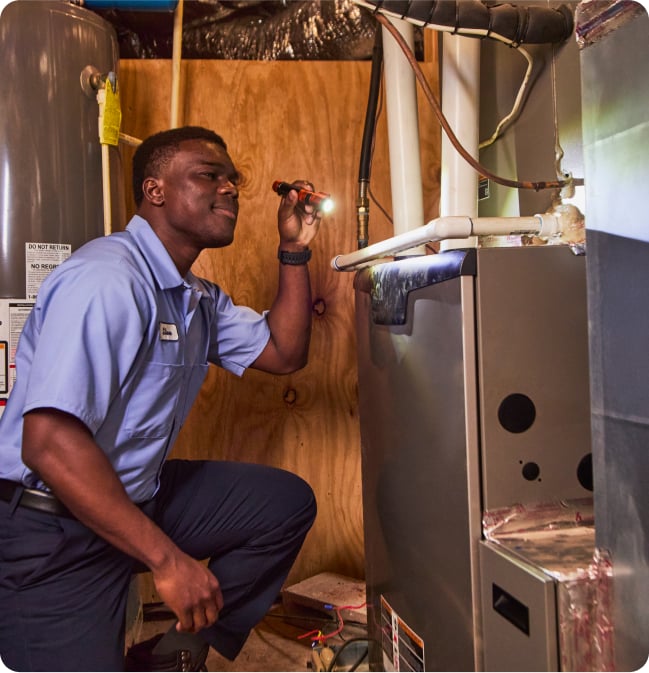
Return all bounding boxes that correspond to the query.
[0,126,320,671]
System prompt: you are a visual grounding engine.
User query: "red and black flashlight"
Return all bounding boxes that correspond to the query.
[272,181,334,214]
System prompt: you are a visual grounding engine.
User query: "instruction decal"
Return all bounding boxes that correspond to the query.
[0,341,7,394]
[380,595,425,672]
[0,300,35,419]
[25,242,71,299]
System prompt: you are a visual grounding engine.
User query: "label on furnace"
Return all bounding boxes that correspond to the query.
[380,595,425,672]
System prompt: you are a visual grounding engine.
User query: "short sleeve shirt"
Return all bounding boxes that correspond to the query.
[0,216,271,502]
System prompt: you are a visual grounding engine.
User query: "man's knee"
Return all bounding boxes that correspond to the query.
[274,469,317,534]
[297,477,317,530]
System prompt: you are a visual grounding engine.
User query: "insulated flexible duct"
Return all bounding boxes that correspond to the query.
[354,1,574,46]
[94,1,379,60]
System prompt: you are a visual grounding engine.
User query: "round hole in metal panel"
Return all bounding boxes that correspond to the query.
[498,393,536,433]
[522,462,540,481]
[577,453,593,491]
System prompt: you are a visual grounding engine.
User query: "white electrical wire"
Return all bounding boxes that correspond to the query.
[479,45,534,150]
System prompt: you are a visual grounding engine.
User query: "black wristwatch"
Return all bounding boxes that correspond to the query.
[277,248,312,265]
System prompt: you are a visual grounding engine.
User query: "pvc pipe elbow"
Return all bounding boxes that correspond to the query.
[535,212,561,238]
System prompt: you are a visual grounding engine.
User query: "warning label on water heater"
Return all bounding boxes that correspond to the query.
[25,242,71,300]
[0,341,7,394]
[0,300,35,419]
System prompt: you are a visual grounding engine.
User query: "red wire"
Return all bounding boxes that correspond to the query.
[297,602,368,645]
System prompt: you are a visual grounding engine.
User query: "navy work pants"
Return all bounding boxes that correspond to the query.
[0,459,316,672]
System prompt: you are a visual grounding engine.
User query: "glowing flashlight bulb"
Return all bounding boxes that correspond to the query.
[320,198,334,214]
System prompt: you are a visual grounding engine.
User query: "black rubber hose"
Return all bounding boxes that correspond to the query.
[356,25,383,249]
[359,27,383,182]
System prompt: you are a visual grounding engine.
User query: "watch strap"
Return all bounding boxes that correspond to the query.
[277,248,312,265]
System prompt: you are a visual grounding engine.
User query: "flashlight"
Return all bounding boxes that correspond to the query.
[272,181,334,214]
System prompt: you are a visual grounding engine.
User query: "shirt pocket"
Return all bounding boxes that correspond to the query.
[124,362,183,439]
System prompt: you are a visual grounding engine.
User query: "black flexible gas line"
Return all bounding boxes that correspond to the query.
[357,27,383,249]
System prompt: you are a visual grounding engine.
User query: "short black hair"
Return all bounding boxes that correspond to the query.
[132,126,228,207]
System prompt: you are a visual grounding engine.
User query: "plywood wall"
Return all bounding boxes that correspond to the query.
[117,57,440,595]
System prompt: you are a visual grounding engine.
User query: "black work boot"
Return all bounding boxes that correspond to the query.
[125,633,209,672]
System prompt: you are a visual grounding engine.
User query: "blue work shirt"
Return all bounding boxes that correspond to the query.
[0,215,271,502]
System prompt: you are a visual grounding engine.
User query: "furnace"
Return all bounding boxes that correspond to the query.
[355,244,601,671]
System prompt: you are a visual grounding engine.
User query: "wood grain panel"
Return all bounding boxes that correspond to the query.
[118,57,439,599]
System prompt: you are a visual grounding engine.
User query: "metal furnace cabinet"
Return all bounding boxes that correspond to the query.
[355,245,593,671]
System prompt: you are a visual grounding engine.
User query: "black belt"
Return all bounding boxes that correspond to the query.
[0,478,73,518]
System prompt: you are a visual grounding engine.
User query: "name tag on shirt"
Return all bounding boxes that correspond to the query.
[159,322,179,341]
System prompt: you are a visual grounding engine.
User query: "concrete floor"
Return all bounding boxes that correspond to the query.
[134,601,369,672]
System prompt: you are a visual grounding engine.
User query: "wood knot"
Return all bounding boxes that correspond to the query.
[312,298,326,316]
[283,388,297,406]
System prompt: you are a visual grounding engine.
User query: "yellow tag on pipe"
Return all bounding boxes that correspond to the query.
[99,77,122,147]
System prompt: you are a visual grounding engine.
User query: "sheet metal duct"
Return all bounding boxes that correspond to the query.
[579,5,649,670]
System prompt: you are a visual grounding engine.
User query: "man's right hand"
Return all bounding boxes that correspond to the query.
[153,551,224,633]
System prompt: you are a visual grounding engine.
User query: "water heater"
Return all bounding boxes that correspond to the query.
[0,0,122,415]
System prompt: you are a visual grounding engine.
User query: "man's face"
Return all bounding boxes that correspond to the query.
[153,138,241,251]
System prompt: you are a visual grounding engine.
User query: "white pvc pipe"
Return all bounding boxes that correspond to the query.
[96,87,112,236]
[119,132,142,147]
[101,144,111,236]
[170,0,184,128]
[382,18,425,251]
[440,33,481,251]
[331,214,561,271]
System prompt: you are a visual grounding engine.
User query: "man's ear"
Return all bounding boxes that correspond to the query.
[142,177,164,207]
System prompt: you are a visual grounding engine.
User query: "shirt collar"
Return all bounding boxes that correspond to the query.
[126,215,211,300]
[126,215,185,291]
